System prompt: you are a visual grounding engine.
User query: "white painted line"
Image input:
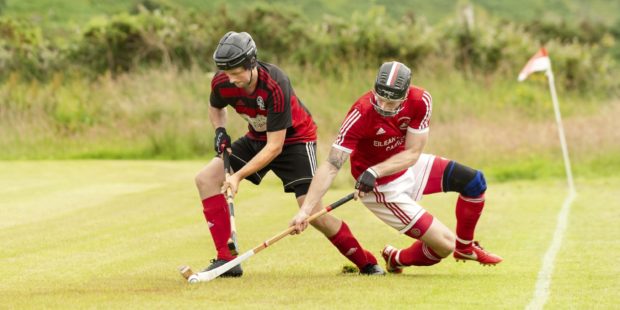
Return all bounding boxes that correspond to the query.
[526,190,577,310]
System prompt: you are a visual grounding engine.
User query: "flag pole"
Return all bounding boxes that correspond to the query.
[525,49,578,310]
[545,67,576,194]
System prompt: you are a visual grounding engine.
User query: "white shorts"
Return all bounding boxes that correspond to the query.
[361,153,436,233]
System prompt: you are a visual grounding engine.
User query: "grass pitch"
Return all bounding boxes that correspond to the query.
[1,161,618,309]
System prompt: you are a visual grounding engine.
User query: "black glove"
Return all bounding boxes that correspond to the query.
[214,127,231,155]
[355,168,378,193]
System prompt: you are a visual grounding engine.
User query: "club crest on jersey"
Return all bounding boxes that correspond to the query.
[408,228,421,238]
[398,117,411,131]
[256,96,265,110]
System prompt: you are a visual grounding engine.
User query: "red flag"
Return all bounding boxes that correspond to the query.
[518,48,551,81]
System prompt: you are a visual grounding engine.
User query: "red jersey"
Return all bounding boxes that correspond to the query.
[332,86,432,185]
[210,61,317,144]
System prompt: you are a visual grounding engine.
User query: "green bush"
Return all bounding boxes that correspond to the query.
[69,12,175,75]
[0,17,60,79]
[0,3,618,93]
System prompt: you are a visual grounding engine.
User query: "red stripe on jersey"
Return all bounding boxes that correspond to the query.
[213,73,228,82]
[255,88,269,101]
[219,62,317,144]
[387,63,401,87]
[211,73,229,86]
[258,68,268,81]
[270,79,285,112]
[235,105,267,117]
[219,87,241,98]
[267,79,284,112]
[259,69,284,113]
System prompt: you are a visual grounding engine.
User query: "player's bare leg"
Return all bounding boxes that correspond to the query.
[296,195,384,275]
[195,157,226,199]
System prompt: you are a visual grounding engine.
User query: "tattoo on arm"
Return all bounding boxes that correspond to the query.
[326,148,348,169]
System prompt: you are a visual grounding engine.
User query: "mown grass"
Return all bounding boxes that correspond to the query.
[0,161,618,309]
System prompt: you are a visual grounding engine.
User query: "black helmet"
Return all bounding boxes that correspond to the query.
[213,31,257,70]
[374,61,411,100]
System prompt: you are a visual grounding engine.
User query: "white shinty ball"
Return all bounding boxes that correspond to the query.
[188,275,199,284]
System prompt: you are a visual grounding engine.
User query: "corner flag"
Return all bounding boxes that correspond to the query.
[516,47,574,192]
[518,48,551,82]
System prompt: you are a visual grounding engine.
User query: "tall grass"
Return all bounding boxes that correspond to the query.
[1,65,618,181]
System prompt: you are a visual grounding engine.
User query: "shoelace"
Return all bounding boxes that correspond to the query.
[472,241,484,250]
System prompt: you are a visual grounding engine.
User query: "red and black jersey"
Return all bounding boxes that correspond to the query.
[210,61,317,144]
[332,86,432,185]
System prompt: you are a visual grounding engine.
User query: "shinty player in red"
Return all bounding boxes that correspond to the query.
[196,31,384,277]
[291,61,502,274]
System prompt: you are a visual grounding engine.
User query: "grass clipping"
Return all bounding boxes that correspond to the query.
[341,264,358,274]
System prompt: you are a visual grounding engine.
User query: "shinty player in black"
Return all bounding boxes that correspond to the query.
[195,31,384,276]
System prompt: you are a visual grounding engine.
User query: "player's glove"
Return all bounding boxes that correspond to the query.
[214,127,231,155]
[355,168,378,193]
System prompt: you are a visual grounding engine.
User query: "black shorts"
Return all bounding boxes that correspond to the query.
[229,136,317,196]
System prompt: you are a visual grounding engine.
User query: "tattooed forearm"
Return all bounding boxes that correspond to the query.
[326,148,348,170]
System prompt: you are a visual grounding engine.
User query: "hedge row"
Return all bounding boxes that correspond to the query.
[1,3,618,91]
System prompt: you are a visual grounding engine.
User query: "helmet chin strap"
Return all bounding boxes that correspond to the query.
[244,66,258,90]
[246,68,253,89]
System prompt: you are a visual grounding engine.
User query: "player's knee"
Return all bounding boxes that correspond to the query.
[194,171,205,188]
[195,166,222,190]
[434,232,456,258]
[310,216,327,229]
[310,215,341,236]
[443,161,487,197]
[444,233,456,256]
[462,170,487,197]
[309,216,330,234]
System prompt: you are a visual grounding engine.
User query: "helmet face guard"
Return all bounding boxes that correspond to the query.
[372,92,406,117]
[213,31,257,71]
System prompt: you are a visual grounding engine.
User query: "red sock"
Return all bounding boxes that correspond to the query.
[398,240,442,266]
[329,222,377,269]
[202,194,234,261]
[455,194,485,250]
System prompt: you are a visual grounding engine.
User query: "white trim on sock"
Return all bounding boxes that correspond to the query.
[456,236,473,245]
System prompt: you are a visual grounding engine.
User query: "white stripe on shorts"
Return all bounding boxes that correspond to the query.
[373,188,409,225]
[360,154,436,233]
[305,142,317,175]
